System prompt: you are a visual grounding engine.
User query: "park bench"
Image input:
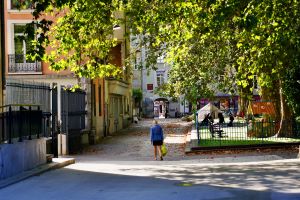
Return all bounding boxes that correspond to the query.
[209,121,226,137]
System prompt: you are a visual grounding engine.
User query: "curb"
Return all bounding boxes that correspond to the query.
[185,126,300,155]
[0,157,75,189]
[184,126,198,154]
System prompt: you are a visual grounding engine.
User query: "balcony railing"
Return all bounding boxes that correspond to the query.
[8,54,42,73]
[10,0,35,10]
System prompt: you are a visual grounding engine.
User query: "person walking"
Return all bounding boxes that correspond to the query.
[218,112,225,124]
[228,112,234,127]
[150,120,164,160]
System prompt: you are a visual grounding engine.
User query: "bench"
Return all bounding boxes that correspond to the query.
[209,122,226,137]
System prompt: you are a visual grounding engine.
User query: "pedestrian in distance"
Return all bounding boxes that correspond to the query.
[150,120,164,161]
[218,112,225,124]
[202,114,209,126]
[228,112,234,127]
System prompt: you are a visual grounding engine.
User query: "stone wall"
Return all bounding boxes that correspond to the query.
[0,138,47,180]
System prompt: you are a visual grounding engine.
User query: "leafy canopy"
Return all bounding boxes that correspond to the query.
[27,0,300,116]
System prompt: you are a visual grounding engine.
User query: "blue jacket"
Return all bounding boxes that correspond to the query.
[150,125,164,142]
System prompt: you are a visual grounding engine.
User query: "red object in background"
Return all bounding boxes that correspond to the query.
[147,84,153,90]
[250,102,276,115]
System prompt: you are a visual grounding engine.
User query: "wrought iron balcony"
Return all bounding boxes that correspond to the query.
[10,0,35,10]
[8,54,42,73]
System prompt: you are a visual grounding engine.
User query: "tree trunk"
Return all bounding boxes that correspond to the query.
[238,85,252,117]
[260,80,281,121]
[261,80,293,137]
[276,80,293,137]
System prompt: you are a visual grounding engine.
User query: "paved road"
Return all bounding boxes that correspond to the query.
[75,118,192,162]
[0,119,300,200]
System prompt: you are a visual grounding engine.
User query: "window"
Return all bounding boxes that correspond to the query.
[13,24,35,62]
[156,71,164,87]
[157,55,164,63]
[147,84,153,90]
[11,0,34,10]
[135,50,142,70]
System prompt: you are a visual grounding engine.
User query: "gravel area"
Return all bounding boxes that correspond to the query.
[75,119,192,161]
[74,118,299,163]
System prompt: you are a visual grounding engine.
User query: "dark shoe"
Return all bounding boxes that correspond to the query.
[160,156,163,161]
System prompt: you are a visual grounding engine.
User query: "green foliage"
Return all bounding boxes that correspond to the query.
[282,67,300,117]
[28,0,300,116]
[126,0,300,116]
[132,88,142,102]
[45,0,123,78]
[27,0,123,79]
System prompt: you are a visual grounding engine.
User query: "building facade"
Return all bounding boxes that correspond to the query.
[131,36,189,118]
[92,22,132,139]
[197,77,261,116]
[4,1,132,144]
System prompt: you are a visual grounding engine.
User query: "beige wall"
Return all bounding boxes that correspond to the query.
[91,78,105,142]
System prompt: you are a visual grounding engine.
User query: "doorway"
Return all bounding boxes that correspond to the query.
[154,98,169,118]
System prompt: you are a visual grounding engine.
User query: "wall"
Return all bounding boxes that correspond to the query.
[0,0,3,107]
[91,78,105,143]
[0,138,47,180]
[4,0,75,77]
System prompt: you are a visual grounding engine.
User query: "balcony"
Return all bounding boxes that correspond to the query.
[10,0,35,10]
[8,54,42,74]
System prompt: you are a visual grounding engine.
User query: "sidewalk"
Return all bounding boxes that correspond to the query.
[0,157,75,189]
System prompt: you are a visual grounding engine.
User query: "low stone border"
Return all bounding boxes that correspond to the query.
[185,126,300,156]
[0,157,75,189]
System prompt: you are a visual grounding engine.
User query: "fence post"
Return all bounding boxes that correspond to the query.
[18,106,23,142]
[8,106,12,144]
[37,106,41,139]
[52,114,58,158]
[29,106,32,140]
[196,111,199,144]
[1,113,4,143]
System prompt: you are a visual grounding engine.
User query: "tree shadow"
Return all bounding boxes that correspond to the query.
[1,161,300,200]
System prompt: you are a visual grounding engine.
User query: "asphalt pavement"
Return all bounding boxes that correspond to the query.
[0,118,299,200]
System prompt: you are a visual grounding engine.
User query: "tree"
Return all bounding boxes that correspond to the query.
[25,0,123,81]
[28,0,300,123]
[127,1,300,121]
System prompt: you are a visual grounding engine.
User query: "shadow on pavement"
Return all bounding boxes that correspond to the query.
[1,161,300,200]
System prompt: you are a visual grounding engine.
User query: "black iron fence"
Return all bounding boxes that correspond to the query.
[8,54,42,73]
[52,88,86,154]
[0,104,51,144]
[195,116,300,147]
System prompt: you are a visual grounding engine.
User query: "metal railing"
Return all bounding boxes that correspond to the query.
[8,54,42,73]
[10,0,35,10]
[196,117,300,147]
[0,104,51,144]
